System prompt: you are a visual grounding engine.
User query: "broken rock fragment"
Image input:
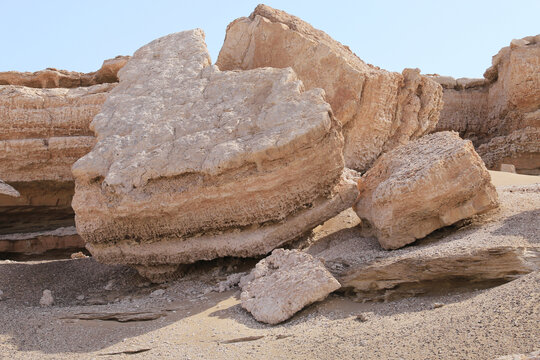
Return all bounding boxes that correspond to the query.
[217,4,443,171]
[72,29,358,281]
[240,249,341,324]
[0,180,19,197]
[353,131,499,249]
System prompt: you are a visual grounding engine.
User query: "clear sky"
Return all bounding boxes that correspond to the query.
[2,1,539,78]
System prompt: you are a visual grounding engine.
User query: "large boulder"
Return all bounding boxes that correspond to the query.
[432,35,540,174]
[217,4,443,172]
[239,249,341,324]
[353,131,499,249]
[309,184,539,301]
[71,29,358,281]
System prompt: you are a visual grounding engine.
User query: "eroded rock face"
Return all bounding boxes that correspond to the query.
[0,56,129,88]
[239,249,340,324]
[309,185,539,301]
[432,35,540,174]
[0,180,19,197]
[72,29,358,281]
[353,131,499,249]
[217,4,443,172]
[0,60,122,253]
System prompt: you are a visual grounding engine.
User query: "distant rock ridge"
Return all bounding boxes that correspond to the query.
[0,56,129,88]
[430,35,540,174]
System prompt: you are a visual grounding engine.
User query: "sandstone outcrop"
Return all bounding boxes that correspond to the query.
[239,249,341,324]
[0,59,124,254]
[0,180,19,197]
[0,56,129,88]
[353,131,499,249]
[431,35,540,174]
[72,29,359,281]
[309,184,539,301]
[216,4,443,172]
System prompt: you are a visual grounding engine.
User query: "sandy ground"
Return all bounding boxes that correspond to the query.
[489,170,540,186]
[0,171,539,360]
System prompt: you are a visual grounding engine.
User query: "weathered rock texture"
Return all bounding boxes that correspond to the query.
[72,29,359,281]
[353,131,499,249]
[216,4,443,172]
[0,227,83,254]
[0,180,19,197]
[0,56,129,88]
[431,35,540,174]
[239,249,341,324]
[309,185,539,301]
[0,58,125,253]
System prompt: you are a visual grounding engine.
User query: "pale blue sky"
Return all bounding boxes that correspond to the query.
[2,1,539,78]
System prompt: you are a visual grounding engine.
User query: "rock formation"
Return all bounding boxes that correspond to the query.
[0,58,126,254]
[239,249,340,324]
[431,35,540,174]
[353,131,499,249]
[71,29,359,281]
[310,184,539,301]
[217,4,443,172]
[0,56,129,88]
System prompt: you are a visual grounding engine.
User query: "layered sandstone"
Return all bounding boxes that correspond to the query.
[353,131,499,249]
[309,184,539,301]
[72,29,358,281]
[432,35,540,174]
[217,4,443,172]
[239,249,340,324]
[0,56,129,88]
[0,59,125,253]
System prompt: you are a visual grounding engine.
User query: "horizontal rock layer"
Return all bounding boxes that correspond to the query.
[431,35,540,174]
[217,4,443,172]
[0,56,128,88]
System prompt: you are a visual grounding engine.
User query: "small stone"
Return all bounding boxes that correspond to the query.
[70,251,88,259]
[76,295,85,301]
[355,314,369,322]
[432,303,445,309]
[0,289,4,300]
[104,280,115,291]
[499,164,517,174]
[39,290,54,307]
[150,289,166,297]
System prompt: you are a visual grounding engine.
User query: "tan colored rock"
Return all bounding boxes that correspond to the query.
[0,227,84,254]
[0,56,128,88]
[0,180,19,197]
[72,29,358,281]
[435,35,540,174]
[216,4,443,172]
[309,184,539,301]
[353,131,499,249]
[499,164,517,173]
[239,249,340,324]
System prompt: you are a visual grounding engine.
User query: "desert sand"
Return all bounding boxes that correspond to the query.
[0,173,538,360]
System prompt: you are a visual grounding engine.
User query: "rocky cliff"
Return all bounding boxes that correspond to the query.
[431,35,540,174]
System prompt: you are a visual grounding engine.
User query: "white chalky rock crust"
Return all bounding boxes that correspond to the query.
[240,249,341,324]
[71,29,358,280]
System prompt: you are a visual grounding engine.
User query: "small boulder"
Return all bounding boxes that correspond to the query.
[353,131,499,249]
[39,289,54,307]
[0,180,19,197]
[240,249,340,325]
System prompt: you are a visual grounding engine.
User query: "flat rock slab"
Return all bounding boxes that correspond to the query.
[240,249,341,324]
[217,4,443,171]
[72,29,357,281]
[353,131,499,249]
[309,185,540,301]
